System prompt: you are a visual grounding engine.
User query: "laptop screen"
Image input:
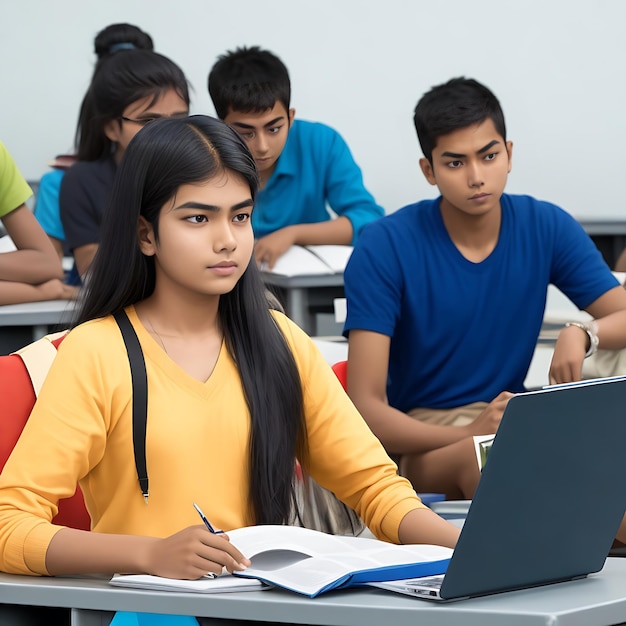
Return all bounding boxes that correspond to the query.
[438,377,626,600]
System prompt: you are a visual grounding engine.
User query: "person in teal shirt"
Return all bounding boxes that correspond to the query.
[208,45,384,269]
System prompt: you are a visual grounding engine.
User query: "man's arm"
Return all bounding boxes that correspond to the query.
[616,513,626,544]
[347,330,505,454]
[615,249,626,273]
[0,205,63,283]
[0,278,76,305]
[73,243,99,279]
[323,129,384,235]
[48,236,64,259]
[550,285,626,384]
[254,216,353,268]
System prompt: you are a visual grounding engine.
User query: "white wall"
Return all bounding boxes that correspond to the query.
[3,0,625,219]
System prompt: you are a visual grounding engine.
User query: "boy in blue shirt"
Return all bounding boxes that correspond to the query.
[208,46,384,269]
[343,77,626,499]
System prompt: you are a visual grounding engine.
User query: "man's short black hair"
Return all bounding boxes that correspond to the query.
[414,77,507,164]
[208,45,291,119]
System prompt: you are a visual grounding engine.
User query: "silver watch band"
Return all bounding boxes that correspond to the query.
[565,321,599,358]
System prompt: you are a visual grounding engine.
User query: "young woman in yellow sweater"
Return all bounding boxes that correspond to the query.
[0,115,459,581]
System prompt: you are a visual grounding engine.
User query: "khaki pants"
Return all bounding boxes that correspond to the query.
[398,402,486,478]
[407,402,488,427]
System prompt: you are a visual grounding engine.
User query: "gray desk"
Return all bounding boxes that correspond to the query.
[2,558,626,626]
[261,272,345,336]
[578,220,626,236]
[0,299,77,354]
[578,220,626,269]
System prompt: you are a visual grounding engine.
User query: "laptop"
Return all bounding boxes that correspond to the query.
[371,376,626,601]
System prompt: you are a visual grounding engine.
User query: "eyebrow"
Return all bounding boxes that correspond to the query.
[230,116,284,130]
[441,139,501,159]
[173,199,254,212]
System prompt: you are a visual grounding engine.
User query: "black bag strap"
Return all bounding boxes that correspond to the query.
[113,310,149,503]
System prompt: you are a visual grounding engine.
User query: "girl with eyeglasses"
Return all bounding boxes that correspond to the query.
[59,49,190,278]
[34,23,155,268]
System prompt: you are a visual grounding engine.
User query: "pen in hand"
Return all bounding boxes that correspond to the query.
[193,502,225,535]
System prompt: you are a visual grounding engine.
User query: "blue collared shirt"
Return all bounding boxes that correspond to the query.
[253,120,384,243]
[34,169,65,241]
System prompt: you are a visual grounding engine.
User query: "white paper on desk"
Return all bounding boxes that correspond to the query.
[305,245,353,272]
[0,236,17,253]
[265,245,353,277]
[110,573,268,593]
[265,245,333,276]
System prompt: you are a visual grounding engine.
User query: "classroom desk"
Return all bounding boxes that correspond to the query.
[0,299,77,354]
[579,219,626,269]
[2,558,626,625]
[0,299,76,334]
[261,271,345,336]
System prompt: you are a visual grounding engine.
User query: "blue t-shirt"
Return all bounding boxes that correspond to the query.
[253,120,384,242]
[343,194,618,411]
[34,169,65,241]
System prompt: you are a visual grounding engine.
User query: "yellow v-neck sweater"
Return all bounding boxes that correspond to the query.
[0,306,423,575]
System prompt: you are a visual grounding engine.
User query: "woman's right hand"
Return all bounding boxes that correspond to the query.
[142,525,251,580]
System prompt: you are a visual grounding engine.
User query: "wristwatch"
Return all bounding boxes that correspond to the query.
[564,321,599,358]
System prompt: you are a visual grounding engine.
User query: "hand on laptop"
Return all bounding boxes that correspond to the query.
[466,391,513,437]
[548,325,589,385]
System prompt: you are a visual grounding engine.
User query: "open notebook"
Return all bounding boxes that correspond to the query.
[262,245,353,277]
[111,525,451,598]
[371,376,626,601]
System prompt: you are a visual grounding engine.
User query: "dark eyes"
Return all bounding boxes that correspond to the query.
[185,215,208,224]
[237,126,282,141]
[184,213,250,224]
[446,153,498,168]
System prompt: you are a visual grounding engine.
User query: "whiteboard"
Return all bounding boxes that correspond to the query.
[3,0,624,220]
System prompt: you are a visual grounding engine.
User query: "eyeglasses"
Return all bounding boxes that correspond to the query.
[119,113,189,127]
[119,116,158,127]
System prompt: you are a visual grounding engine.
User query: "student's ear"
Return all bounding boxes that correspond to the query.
[506,141,514,173]
[419,158,438,186]
[288,108,296,128]
[137,216,156,256]
[103,119,122,144]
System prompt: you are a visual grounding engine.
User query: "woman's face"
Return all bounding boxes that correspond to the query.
[104,88,189,161]
[137,170,255,301]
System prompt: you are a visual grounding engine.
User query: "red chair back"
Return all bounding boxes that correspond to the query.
[0,334,90,530]
[331,360,348,391]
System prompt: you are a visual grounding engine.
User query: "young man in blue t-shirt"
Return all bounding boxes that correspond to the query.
[208,46,384,269]
[343,77,626,500]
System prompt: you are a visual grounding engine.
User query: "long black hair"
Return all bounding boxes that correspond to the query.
[75,49,189,161]
[73,22,155,153]
[76,115,306,525]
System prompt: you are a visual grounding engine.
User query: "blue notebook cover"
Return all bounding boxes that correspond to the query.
[229,525,452,598]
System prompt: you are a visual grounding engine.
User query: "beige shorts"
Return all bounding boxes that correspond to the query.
[407,402,488,427]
